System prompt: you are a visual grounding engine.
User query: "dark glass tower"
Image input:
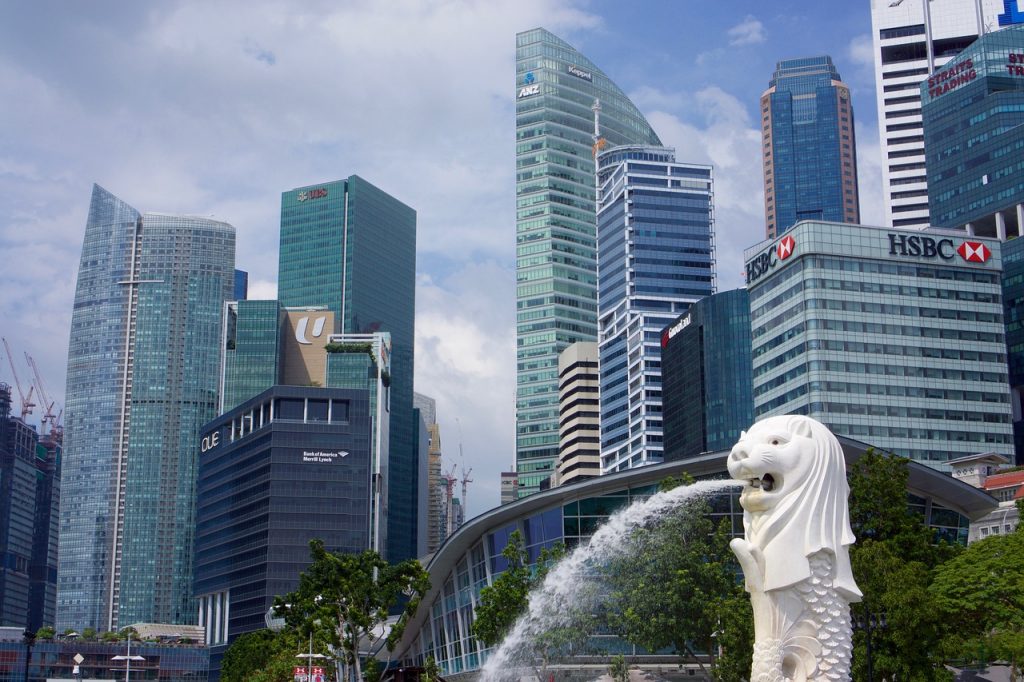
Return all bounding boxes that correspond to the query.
[515,28,662,496]
[761,56,859,238]
[661,289,753,461]
[278,176,417,561]
[59,185,235,630]
[1004,235,1024,466]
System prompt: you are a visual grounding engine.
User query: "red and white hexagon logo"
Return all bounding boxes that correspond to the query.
[776,235,795,261]
[958,241,991,263]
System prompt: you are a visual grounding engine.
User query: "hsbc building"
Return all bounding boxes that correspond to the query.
[744,220,1013,471]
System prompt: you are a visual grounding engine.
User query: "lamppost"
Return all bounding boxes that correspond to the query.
[111,635,145,681]
[853,609,886,682]
[296,620,326,682]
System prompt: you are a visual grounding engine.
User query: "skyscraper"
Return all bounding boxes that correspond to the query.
[59,185,235,630]
[870,0,1011,229]
[515,28,663,496]
[413,393,444,554]
[596,146,715,473]
[555,342,600,486]
[278,176,418,561]
[761,56,859,238]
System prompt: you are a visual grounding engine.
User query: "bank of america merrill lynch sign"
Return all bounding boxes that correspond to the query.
[744,233,992,285]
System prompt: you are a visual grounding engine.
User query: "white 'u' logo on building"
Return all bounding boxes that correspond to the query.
[295,316,327,345]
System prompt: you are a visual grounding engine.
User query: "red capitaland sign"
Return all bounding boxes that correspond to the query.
[958,241,991,263]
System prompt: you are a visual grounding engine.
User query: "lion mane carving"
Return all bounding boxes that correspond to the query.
[728,415,861,682]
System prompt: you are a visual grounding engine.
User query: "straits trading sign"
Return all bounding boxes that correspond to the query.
[927,58,976,98]
[745,235,796,285]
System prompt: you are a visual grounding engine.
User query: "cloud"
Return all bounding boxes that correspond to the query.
[848,33,875,69]
[727,15,767,46]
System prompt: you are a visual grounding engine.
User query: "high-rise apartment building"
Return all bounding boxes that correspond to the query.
[555,342,600,486]
[745,220,1013,469]
[661,289,754,462]
[515,28,663,496]
[278,177,418,561]
[761,56,859,238]
[0,383,60,632]
[59,185,235,630]
[596,146,714,473]
[870,0,1012,228]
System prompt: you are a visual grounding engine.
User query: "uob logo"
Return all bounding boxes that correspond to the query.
[295,316,327,345]
[999,0,1024,26]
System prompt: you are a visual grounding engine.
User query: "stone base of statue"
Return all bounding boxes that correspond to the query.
[727,415,862,682]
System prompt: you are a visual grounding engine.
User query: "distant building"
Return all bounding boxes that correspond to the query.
[761,56,859,238]
[1003,235,1024,464]
[59,185,235,631]
[950,452,1021,541]
[233,269,248,301]
[0,636,207,681]
[500,471,519,506]
[661,289,754,461]
[0,384,60,632]
[922,24,1024,237]
[278,176,418,562]
[555,343,600,486]
[746,220,1013,469]
[596,146,714,473]
[514,28,664,497]
[869,0,1010,229]
[413,393,444,554]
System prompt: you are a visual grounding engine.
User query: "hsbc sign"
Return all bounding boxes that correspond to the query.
[745,235,796,285]
[887,233,991,264]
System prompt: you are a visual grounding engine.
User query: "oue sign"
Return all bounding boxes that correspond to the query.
[201,431,220,452]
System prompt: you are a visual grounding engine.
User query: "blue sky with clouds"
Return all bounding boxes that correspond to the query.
[0,1,883,515]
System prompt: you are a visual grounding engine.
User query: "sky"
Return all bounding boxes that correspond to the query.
[0,0,885,518]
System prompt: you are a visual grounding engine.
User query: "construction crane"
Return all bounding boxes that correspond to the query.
[460,466,473,522]
[25,352,62,443]
[2,337,35,421]
[441,465,458,537]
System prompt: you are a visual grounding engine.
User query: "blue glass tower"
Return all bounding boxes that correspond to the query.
[58,185,235,630]
[278,177,418,562]
[515,28,663,496]
[761,56,859,238]
[596,146,715,473]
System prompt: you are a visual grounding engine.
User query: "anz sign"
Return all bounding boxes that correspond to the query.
[999,0,1024,26]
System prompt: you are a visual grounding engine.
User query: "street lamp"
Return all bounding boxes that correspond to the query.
[296,620,327,682]
[111,635,145,681]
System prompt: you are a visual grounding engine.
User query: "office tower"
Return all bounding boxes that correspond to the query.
[0,383,60,631]
[233,269,248,301]
[278,177,417,562]
[59,185,235,630]
[761,56,859,238]
[500,471,519,505]
[1003,236,1024,465]
[194,383,381,678]
[596,146,714,473]
[221,300,286,412]
[870,0,1011,229]
[413,393,444,554]
[515,28,663,496]
[660,289,754,462]
[745,221,1013,468]
[554,342,600,486]
[922,24,1024,237]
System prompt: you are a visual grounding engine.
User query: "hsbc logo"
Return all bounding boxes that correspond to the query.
[888,234,992,264]
[958,241,991,263]
[295,315,328,345]
[746,235,797,285]
[776,235,795,261]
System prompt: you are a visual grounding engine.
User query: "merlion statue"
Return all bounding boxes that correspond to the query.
[727,415,861,682]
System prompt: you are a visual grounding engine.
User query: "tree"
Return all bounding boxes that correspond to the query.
[275,540,430,682]
[221,628,310,682]
[35,626,55,640]
[847,449,955,681]
[603,475,752,680]
[931,509,1024,675]
[608,653,630,682]
[422,655,441,682]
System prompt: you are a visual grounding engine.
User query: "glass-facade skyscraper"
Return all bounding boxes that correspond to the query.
[761,56,859,238]
[661,289,753,462]
[278,176,418,561]
[595,146,715,473]
[59,185,235,630]
[515,28,662,496]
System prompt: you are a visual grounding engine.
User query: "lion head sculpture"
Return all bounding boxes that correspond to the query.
[728,415,861,600]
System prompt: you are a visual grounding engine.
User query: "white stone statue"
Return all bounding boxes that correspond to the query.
[727,415,862,682]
